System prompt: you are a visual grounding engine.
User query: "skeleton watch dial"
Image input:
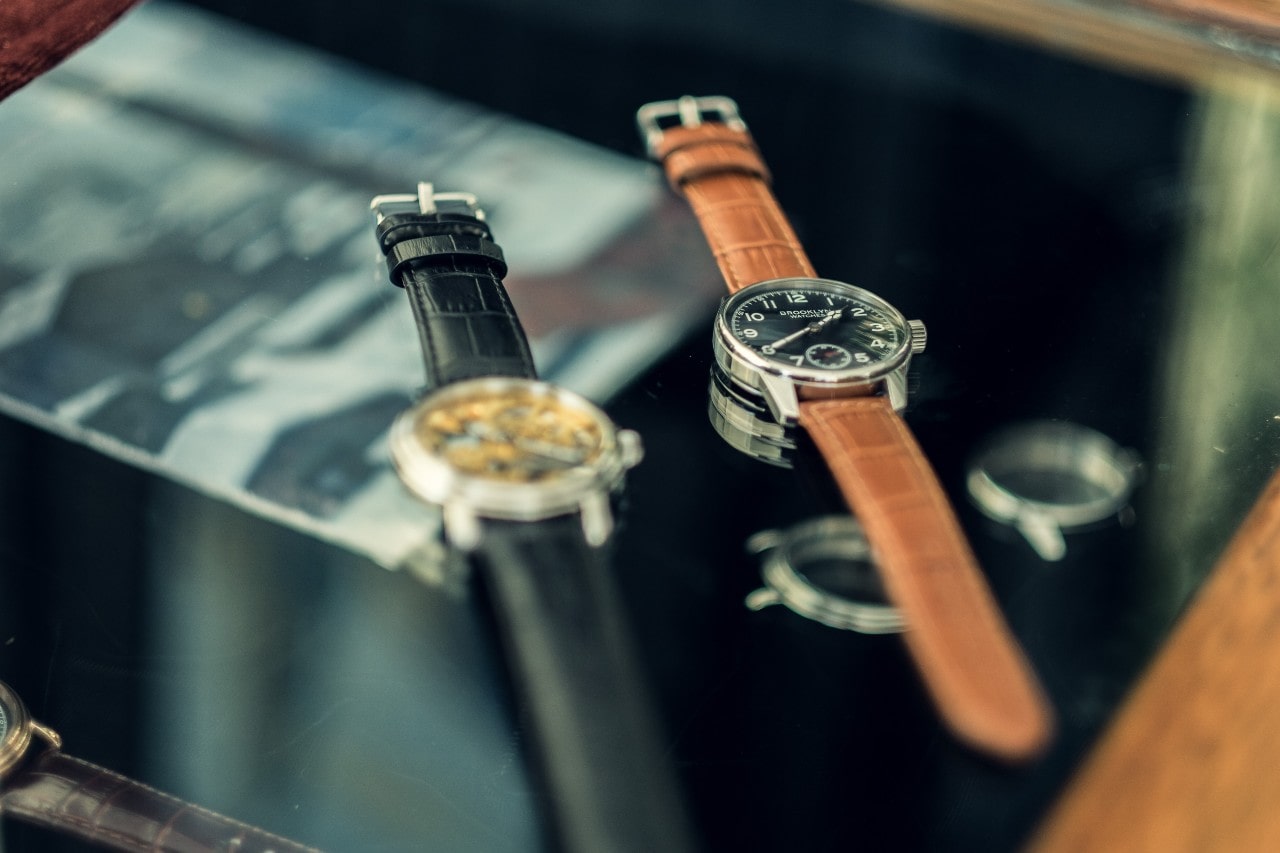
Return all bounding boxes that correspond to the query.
[415,388,606,483]
[389,377,642,545]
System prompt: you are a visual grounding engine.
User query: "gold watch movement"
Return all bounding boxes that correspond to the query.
[390,377,642,549]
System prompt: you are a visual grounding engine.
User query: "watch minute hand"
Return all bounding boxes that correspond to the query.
[764,309,844,350]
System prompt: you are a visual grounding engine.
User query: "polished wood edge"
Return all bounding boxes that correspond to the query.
[1028,467,1280,851]
[855,0,1280,89]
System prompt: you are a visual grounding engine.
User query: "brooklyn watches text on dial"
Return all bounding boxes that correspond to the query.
[638,95,1054,762]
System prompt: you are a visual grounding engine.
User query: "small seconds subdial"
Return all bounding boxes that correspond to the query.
[804,343,852,368]
[726,280,909,373]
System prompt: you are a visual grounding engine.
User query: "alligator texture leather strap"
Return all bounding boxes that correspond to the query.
[653,108,1053,760]
[473,517,697,853]
[376,212,536,391]
[653,123,815,291]
[799,396,1053,761]
[0,749,320,852]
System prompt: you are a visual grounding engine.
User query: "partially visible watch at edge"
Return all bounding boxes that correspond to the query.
[0,679,320,852]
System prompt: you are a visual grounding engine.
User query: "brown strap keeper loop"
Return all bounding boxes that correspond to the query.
[655,125,771,191]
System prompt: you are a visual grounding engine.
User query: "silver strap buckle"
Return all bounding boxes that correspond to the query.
[369,182,485,224]
[635,95,746,157]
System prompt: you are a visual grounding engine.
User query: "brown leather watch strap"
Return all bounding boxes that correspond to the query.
[653,123,815,291]
[799,396,1054,761]
[0,749,321,852]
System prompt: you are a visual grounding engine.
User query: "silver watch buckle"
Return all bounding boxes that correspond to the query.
[369,182,485,224]
[636,95,746,157]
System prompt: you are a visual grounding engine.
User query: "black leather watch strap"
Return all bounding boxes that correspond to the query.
[471,517,697,853]
[376,211,536,390]
[1,749,320,852]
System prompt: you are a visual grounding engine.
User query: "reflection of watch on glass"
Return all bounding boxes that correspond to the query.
[371,186,694,853]
[638,96,1053,761]
[0,679,319,852]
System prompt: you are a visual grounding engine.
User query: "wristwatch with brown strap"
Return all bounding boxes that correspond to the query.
[637,95,1054,762]
[0,679,321,852]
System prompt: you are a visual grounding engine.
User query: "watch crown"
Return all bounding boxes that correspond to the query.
[908,319,928,354]
[443,501,483,551]
[579,492,615,547]
[617,429,644,469]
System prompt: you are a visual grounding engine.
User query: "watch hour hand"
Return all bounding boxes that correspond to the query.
[764,309,844,350]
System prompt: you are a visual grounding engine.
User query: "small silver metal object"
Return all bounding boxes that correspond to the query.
[745,515,906,634]
[966,420,1142,561]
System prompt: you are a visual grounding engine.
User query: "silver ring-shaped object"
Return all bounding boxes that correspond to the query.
[745,515,906,634]
[966,420,1142,562]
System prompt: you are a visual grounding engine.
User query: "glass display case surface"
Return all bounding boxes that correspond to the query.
[2,2,1279,851]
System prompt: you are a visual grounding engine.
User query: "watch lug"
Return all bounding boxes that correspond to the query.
[617,429,644,469]
[744,528,782,555]
[885,369,910,412]
[32,721,62,751]
[579,491,614,547]
[443,501,482,551]
[758,372,800,424]
[1015,510,1067,562]
[744,587,782,611]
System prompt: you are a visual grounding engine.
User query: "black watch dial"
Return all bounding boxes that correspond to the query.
[723,278,911,377]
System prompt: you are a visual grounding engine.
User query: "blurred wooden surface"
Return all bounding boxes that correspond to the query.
[1029,466,1280,851]
[860,0,1280,86]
